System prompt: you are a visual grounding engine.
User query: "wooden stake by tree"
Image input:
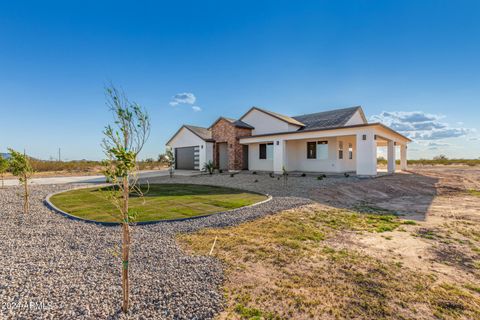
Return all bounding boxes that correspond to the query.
[8,149,33,213]
[101,85,150,313]
[0,154,9,189]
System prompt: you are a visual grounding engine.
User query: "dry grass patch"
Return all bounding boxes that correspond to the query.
[179,205,480,319]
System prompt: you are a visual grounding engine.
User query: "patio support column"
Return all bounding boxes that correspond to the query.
[387,140,396,174]
[356,131,377,176]
[400,144,408,171]
[273,139,286,174]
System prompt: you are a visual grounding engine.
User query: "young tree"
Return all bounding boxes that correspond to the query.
[164,148,175,178]
[0,154,9,188]
[101,85,150,313]
[8,149,33,213]
[282,166,288,187]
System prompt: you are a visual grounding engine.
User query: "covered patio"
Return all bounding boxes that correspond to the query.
[239,123,410,176]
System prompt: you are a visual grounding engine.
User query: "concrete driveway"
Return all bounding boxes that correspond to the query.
[3,169,199,186]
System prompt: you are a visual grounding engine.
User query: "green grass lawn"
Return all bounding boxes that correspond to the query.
[49,184,267,223]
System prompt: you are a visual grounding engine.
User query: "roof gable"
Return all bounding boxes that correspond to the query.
[166,125,212,145]
[209,117,254,129]
[239,107,305,127]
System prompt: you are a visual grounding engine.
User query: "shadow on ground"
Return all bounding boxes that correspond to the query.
[308,171,441,221]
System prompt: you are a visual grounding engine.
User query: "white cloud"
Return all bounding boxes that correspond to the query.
[169,92,196,106]
[370,111,474,141]
[427,142,450,147]
[426,141,451,150]
[192,106,202,112]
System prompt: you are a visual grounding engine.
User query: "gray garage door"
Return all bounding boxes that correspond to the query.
[175,146,197,170]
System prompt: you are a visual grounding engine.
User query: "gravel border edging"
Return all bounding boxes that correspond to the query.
[44,184,273,227]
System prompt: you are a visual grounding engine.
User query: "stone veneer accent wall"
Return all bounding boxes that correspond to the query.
[211,119,252,171]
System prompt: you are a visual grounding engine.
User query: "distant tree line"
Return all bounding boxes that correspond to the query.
[377,155,480,166]
[0,157,168,173]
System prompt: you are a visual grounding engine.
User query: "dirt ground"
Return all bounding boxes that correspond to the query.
[312,166,480,286]
[180,166,480,319]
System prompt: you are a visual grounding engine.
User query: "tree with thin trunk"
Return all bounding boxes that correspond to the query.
[165,148,175,178]
[8,149,33,213]
[0,154,9,189]
[101,85,150,313]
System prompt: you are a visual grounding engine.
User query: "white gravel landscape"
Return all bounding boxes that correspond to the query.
[0,177,312,319]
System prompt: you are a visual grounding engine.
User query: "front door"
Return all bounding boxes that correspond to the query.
[218,143,228,170]
[242,145,249,170]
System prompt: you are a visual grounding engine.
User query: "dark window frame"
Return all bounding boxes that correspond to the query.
[307,141,317,159]
[259,143,273,160]
[338,140,344,159]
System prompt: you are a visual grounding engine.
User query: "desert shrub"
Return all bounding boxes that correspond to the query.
[203,161,215,175]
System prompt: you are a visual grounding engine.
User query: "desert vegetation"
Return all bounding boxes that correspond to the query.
[0,154,8,188]
[180,203,480,320]
[178,166,480,319]
[377,156,480,167]
[0,158,166,178]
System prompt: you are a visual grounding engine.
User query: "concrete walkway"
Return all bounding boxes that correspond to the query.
[3,169,199,186]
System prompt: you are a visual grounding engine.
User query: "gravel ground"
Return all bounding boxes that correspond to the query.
[0,179,312,319]
[145,171,354,198]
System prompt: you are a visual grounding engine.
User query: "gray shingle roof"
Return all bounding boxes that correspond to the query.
[292,106,364,130]
[223,118,255,129]
[183,125,212,140]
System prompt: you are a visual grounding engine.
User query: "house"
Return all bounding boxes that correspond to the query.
[166,106,411,176]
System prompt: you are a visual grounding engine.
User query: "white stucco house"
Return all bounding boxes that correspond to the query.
[166,106,411,176]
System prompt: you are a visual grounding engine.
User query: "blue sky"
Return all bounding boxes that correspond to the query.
[1,0,479,160]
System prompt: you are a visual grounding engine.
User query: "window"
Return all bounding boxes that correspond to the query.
[259,143,273,160]
[266,143,273,159]
[259,144,266,159]
[307,141,328,159]
[348,143,353,159]
[317,141,328,160]
[307,142,316,159]
[338,141,344,159]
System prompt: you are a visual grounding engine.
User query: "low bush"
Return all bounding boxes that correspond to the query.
[203,161,215,175]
